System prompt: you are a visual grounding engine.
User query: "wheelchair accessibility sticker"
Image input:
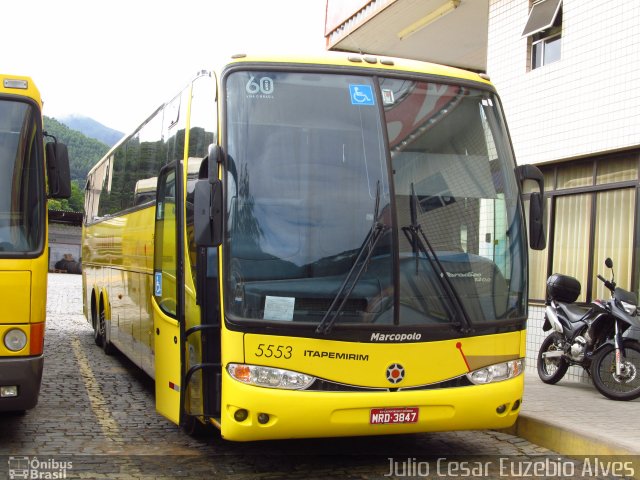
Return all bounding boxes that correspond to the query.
[154,271,162,296]
[349,84,375,106]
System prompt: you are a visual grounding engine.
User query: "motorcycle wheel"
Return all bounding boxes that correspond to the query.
[537,332,569,384]
[592,341,640,401]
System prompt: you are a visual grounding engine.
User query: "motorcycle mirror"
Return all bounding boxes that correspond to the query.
[605,257,613,269]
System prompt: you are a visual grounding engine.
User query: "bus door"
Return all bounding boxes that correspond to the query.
[152,163,184,424]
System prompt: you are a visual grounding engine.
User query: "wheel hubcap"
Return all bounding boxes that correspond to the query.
[613,361,637,384]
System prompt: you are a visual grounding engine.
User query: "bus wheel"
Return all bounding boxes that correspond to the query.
[94,306,104,347]
[97,301,115,356]
[91,292,98,337]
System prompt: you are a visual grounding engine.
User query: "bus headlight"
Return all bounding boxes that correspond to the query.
[227,363,315,390]
[466,359,524,385]
[4,329,28,352]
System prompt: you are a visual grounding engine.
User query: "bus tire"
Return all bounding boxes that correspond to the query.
[93,309,104,347]
[92,292,101,347]
[98,297,115,356]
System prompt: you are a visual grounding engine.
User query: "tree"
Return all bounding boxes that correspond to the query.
[43,116,110,213]
[47,180,85,212]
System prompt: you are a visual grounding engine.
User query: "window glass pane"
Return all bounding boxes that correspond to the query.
[188,74,217,160]
[88,158,110,221]
[552,194,591,302]
[544,35,562,65]
[163,92,187,167]
[225,71,393,325]
[0,100,43,254]
[154,169,177,317]
[387,84,526,324]
[596,157,638,185]
[531,41,543,70]
[97,155,119,217]
[556,161,593,189]
[186,74,217,286]
[593,189,635,300]
[121,134,140,211]
[135,112,164,206]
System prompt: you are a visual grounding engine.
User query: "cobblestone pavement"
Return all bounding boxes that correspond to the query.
[0,274,598,479]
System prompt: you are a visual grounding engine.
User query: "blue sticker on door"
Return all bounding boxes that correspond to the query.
[349,84,375,106]
[154,271,162,296]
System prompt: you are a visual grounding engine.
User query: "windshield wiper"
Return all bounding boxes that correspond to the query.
[316,181,388,335]
[401,184,473,334]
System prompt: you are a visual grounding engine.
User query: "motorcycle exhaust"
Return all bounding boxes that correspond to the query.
[541,351,564,359]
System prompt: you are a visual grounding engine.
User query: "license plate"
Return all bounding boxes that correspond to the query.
[370,407,419,425]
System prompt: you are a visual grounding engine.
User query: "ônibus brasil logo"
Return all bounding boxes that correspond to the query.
[8,456,73,479]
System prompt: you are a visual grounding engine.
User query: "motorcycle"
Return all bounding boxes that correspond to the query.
[537,258,640,400]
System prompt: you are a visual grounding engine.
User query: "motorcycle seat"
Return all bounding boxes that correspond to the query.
[558,303,591,323]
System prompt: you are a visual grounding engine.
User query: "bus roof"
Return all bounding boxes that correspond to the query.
[222,52,492,86]
[0,74,42,107]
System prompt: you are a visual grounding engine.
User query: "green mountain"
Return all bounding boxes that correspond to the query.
[44,116,111,212]
[58,114,123,147]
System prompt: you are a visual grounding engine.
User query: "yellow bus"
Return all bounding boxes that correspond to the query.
[82,54,545,441]
[0,74,70,411]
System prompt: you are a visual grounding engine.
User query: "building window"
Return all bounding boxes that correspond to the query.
[526,153,639,303]
[523,0,563,70]
[552,193,592,302]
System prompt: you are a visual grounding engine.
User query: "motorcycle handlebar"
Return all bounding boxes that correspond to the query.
[597,274,615,292]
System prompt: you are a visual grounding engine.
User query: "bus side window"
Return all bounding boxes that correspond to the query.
[135,109,164,204]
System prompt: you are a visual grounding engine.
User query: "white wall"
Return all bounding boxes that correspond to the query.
[488,0,640,166]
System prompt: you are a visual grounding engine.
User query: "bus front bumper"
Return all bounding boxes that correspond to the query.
[218,374,524,441]
[0,355,43,411]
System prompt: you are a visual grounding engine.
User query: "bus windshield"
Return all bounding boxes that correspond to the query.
[224,70,526,332]
[0,99,43,255]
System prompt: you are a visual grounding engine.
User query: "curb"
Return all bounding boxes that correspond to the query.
[512,414,639,456]
[502,414,640,479]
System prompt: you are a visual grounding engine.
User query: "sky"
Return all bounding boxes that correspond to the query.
[4,0,328,133]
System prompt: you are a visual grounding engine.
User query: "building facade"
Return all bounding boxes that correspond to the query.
[325,0,640,379]
[487,0,640,379]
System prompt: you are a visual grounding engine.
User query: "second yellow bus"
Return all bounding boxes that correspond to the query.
[0,74,70,412]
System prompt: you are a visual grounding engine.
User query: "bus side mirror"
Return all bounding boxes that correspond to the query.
[194,178,222,247]
[528,192,546,250]
[516,164,546,251]
[46,141,71,199]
